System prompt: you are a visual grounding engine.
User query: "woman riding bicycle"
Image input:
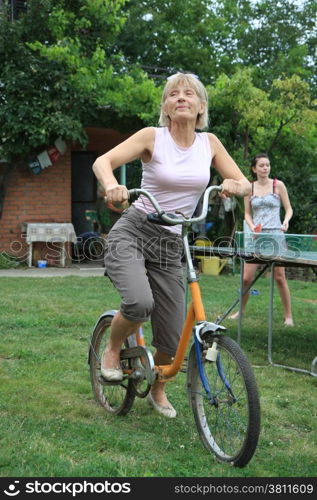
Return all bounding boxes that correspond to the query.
[92,72,251,418]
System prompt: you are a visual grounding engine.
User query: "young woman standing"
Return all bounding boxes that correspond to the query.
[230,153,294,326]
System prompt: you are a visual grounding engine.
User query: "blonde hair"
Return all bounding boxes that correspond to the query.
[159,73,209,130]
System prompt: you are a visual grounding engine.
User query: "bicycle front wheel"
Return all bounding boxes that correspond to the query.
[187,334,260,467]
[89,314,135,416]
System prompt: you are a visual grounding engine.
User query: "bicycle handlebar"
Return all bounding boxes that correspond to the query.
[128,185,223,225]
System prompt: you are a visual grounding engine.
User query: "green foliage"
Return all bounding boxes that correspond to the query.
[0,252,21,269]
[0,0,316,233]
[233,0,317,89]
[209,69,316,160]
[116,0,238,83]
[117,0,317,90]
[208,69,317,233]
[0,0,159,161]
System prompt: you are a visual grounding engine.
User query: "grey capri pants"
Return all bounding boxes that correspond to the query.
[104,205,185,357]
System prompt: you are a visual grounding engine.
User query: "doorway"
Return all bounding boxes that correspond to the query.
[71,151,97,236]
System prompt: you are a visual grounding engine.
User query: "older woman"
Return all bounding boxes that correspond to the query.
[92,72,251,418]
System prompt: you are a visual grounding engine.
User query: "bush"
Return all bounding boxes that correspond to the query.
[0,252,21,269]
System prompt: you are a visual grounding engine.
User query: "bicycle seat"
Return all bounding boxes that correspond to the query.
[147,212,180,226]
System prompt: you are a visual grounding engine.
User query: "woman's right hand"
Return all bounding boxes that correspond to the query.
[253,224,262,233]
[105,184,129,204]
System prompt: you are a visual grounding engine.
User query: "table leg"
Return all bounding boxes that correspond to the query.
[236,261,268,344]
[61,243,66,267]
[216,259,268,337]
[267,263,275,364]
[28,243,33,267]
[267,263,317,377]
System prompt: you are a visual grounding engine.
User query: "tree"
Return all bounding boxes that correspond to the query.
[1,0,316,234]
[208,68,317,233]
[234,0,317,91]
[0,0,160,162]
[116,0,242,83]
[117,0,317,92]
[208,70,316,157]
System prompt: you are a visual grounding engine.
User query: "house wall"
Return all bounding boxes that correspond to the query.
[0,127,132,263]
[0,151,71,262]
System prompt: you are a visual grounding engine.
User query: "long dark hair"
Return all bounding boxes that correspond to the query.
[250,153,269,180]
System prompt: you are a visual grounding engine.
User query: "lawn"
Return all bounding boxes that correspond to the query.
[0,272,316,478]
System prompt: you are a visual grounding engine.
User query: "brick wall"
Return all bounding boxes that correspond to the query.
[0,127,134,264]
[0,151,71,261]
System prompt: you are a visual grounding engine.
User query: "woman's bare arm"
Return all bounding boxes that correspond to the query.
[277,180,293,230]
[209,134,251,197]
[92,127,155,203]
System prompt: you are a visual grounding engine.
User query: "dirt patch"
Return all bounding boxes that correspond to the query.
[294,297,317,304]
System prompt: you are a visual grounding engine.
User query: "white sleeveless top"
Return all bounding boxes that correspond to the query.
[133,127,213,234]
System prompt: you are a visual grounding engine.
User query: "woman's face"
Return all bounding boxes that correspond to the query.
[163,83,204,124]
[253,157,271,179]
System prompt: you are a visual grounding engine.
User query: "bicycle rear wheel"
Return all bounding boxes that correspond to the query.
[187,334,260,467]
[89,314,135,415]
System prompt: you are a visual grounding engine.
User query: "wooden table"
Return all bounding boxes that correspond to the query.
[22,223,77,267]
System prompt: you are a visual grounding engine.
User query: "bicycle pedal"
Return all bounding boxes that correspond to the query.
[98,376,124,386]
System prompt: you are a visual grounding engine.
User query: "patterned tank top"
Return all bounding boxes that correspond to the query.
[251,179,282,233]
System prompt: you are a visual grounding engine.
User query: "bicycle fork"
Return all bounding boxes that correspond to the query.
[193,324,236,404]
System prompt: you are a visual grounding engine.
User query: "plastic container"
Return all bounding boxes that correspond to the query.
[202,256,227,276]
[37,260,47,268]
[194,238,213,262]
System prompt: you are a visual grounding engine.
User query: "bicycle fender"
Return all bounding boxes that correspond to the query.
[195,322,226,344]
[88,310,118,364]
[92,309,118,331]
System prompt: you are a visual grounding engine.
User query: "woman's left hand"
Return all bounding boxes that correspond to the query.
[282,220,289,231]
[221,179,251,198]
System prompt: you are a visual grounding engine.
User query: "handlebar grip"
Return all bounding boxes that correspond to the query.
[128,188,140,201]
[147,212,180,226]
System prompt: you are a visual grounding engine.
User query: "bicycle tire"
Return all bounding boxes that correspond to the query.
[89,314,135,415]
[187,334,260,467]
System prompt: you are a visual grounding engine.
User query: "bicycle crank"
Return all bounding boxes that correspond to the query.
[120,346,156,386]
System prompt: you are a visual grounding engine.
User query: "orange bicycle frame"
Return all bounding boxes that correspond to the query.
[133,279,206,382]
[157,281,205,380]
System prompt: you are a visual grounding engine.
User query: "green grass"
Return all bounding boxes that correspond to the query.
[0,273,316,477]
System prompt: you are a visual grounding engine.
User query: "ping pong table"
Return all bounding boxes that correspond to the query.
[190,232,317,377]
